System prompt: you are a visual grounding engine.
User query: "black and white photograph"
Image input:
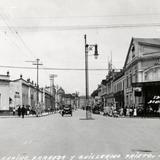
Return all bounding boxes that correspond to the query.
[0,0,160,160]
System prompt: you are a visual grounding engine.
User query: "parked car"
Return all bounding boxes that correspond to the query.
[62,105,72,116]
[92,105,100,114]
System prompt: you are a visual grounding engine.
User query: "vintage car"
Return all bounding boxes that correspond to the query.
[62,105,72,116]
[92,105,100,114]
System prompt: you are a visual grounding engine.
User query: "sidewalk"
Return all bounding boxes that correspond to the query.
[93,110,160,119]
[0,112,55,118]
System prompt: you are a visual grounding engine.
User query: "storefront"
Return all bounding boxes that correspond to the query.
[114,91,124,110]
[132,81,160,116]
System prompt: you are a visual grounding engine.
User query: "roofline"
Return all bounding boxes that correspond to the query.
[0,79,10,82]
[123,37,160,69]
[0,74,9,77]
[138,41,160,48]
[123,37,134,69]
[124,55,160,71]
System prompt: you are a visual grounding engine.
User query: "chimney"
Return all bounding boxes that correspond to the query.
[20,74,22,79]
[27,78,30,83]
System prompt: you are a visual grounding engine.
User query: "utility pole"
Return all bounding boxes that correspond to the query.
[26,58,43,106]
[33,59,43,105]
[84,35,89,118]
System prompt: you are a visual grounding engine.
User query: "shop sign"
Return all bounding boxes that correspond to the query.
[148,96,160,104]
[133,87,142,92]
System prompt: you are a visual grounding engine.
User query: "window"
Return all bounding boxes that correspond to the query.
[130,73,132,87]
[0,94,1,109]
[126,76,129,88]
[123,80,124,90]
[135,70,138,82]
[131,44,135,58]
[126,95,128,106]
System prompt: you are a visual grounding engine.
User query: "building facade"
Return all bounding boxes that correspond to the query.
[10,76,44,111]
[113,71,125,110]
[93,37,160,116]
[0,73,10,111]
[124,38,160,115]
[0,73,54,113]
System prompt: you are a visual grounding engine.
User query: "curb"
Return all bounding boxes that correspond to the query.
[0,112,55,118]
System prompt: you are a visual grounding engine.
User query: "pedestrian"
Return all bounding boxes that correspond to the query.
[130,107,133,117]
[13,107,16,115]
[123,107,126,116]
[120,107,123,116]
[126,107,130,117]
[18,105,21,117]
[27,109,30,115]
[133,107,137,117]
[21,105,26,118]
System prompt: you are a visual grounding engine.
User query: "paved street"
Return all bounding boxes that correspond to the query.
[0,110,160,160]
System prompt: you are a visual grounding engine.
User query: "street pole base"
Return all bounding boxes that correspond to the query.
[79,118,95,120]
[79,111,95,120]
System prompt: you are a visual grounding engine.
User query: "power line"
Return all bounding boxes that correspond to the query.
[0,11,34,57]
[0,23,160,31]
[8,13,160,19]
[0,13,26,52]
[0,65,121,71]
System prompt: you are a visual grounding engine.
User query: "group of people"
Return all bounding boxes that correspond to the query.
[119,107,137,117]
[103,106,137,117]
[13,105,29,118]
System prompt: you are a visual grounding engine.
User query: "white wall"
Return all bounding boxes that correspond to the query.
[10,81,22,108]
[0,83,10,110]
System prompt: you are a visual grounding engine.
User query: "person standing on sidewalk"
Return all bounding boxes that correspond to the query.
[133,107,137,117]
[21,105,25,118]
[18,105,21,117]
[13,107,16,115]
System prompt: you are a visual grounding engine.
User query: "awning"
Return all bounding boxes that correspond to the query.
[132,81,160,87]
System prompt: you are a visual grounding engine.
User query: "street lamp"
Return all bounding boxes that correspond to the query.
[84,34,99,119]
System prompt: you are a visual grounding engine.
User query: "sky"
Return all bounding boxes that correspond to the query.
[0,0,160,95]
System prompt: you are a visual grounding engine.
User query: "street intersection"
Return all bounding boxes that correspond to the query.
[0,110,159,160]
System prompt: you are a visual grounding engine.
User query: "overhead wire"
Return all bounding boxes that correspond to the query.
[0,14,26,53]
[2,23,160,31]
[0,64,120,71]
[0,12,159,74]
[0,10,34,58]
[11,13,160,19]
[2,12,160,31]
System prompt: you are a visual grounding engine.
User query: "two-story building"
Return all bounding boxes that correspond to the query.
[10,75,44,111]
[0,73,55,113]
[124,38,160,115]
[0,72,10,112]
[92,37,160,116]
[113,71,125,110]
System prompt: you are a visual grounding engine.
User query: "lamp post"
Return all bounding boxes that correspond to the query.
[84,34,98,119]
